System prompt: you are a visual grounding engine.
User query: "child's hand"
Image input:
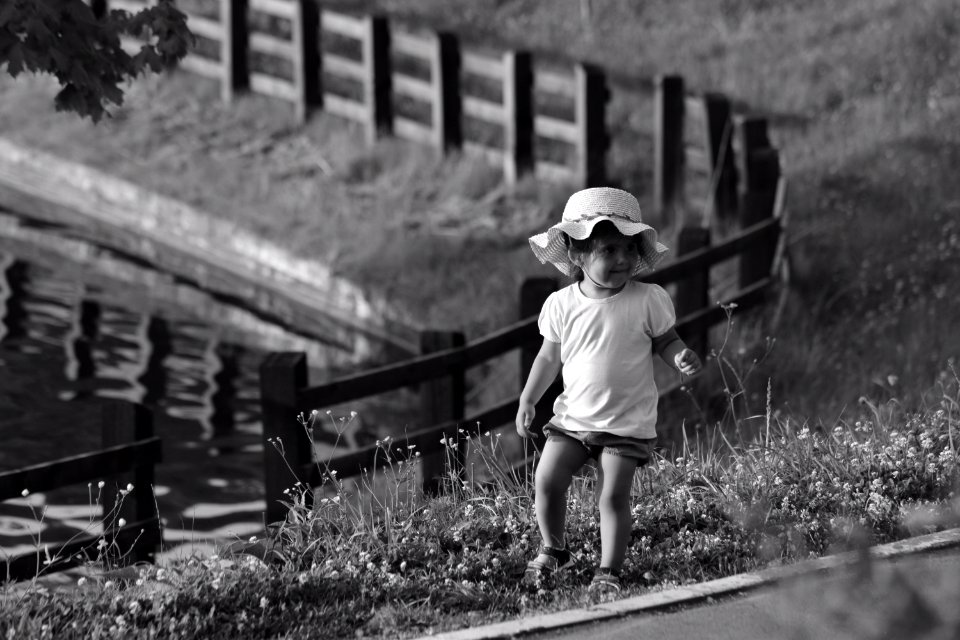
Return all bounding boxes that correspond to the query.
[516,401,536,438]
[674,348,701,376]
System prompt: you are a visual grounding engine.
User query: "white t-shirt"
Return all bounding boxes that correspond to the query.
[538,281,676,439]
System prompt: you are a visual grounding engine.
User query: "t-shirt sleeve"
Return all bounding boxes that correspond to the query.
[646,284,677,337]
[538,292,562,343]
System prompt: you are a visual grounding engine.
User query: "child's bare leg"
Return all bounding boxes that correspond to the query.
[535,438,590,548]
[597,452,639,569]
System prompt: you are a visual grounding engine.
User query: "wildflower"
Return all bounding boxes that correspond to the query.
[104,581,115,590]
[77,577,87,587]
[118,518,127,527]
[20,489,28,497]
[260,596,269,609]
[126,483,134,491]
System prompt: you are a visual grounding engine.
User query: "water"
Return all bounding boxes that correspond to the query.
[0,210,372,558]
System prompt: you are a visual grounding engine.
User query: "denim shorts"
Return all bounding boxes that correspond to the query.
[543,422,657,466]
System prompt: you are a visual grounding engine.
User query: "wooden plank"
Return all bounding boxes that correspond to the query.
[685,145,712,174]
[392,30,436,59]
[463,95,504,124]
[313,397,517,481]
[394,116,436,146]
[110,0,149,13]
[393,73,435,102]
[185,14,224,41]
[178,53,224,79]
[462,50,503,80]
[646,217,780,286]
[250,32,294,59]
[684,95,708,136]
[535,68,575,97]
[297,316,537,409]
[534,160,575,183]
[463,140,503,166]
[248,0,295,20]
[320,8,367,39]
[250,72,299,102]
[323,52,366,80]
[0,438,162,500]
[675,277,773,338]
[534,114,578,143]
[323,92,368,122]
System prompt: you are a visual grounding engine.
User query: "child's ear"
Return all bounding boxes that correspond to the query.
[567,248,581,268]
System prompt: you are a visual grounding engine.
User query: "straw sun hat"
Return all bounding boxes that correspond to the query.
[528,187,668,277]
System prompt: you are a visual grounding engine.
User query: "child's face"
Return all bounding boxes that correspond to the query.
[570,229,640,297]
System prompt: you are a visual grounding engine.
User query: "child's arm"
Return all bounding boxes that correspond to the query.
[516,338,562,438]
[652,327,702,376]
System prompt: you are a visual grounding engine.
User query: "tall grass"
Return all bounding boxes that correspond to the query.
[3,365,957,638]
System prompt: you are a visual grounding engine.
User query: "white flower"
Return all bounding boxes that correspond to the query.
[98,481,105,489]
[117,518,127,527]
[126,483,134,491]
[259,597,269,609]
[20,489,29,497]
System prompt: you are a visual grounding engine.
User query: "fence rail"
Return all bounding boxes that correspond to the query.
[0,402,162,583]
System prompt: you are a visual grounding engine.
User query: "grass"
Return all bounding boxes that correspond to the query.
[1,364,958,638]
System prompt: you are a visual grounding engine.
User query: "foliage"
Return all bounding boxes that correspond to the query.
[2,370,958,639]
[0,0,191,121]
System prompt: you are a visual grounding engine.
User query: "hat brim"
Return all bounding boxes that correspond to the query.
[529,216,668,277]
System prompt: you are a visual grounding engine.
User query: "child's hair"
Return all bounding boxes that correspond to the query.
[562,221,638,282]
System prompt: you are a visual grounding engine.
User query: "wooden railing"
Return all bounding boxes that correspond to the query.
[0,402,162,583]
[259,162,788,524]
[102,0,768,198]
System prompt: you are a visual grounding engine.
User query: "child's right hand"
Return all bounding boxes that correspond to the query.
[516,401,536,438]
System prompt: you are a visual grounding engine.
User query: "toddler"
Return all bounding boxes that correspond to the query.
[516,187,701,593]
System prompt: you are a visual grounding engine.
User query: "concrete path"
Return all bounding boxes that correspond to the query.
[423,528,960,640]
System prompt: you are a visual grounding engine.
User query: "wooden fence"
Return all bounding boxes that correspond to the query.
[0,402,162,583]
[104,0,753,199]
[258,139,788,523]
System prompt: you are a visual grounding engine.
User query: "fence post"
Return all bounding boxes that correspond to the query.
[433,33,462,152]
[363,15,392,144]
[703,92,738,222]
[576,63,608,188]
[418,330,466,493]
[737,117,781,287]
[674,227,711,358]
[101,401,158,564]
[654,75,684,226]
[519,277,560,434]
[293,0,321,124]
[260,352,309,525]
[223,0,249,102]
[503,50,534,185]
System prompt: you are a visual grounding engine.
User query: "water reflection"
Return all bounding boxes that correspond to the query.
[0,219,353,555]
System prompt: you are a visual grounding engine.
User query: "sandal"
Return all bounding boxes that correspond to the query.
[524,546,574,579]
[589,567,621,593]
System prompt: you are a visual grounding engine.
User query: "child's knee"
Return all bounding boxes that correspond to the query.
[598,487,631,512]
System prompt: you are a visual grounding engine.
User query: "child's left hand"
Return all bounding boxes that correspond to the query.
[674,348,701,376]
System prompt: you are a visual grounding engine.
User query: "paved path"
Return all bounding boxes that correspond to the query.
[423,528,960,640]
[525,549,960,640]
